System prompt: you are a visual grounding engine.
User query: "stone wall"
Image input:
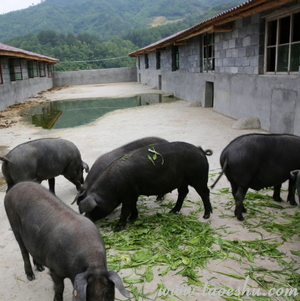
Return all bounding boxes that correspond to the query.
[53,67,137,87]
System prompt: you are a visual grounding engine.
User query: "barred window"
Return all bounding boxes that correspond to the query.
[9,59,23,81]
[266,11,300,74]
[0,59,3,84]
[172,46,179,71]
[203,33,215,72]
[156,51,161,70]
[39,62,46,77]
[47,64,54,78]
[145,54,149,69]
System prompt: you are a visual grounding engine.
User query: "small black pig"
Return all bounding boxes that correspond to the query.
[1,138,89,194]
[4,182,130,301]
[77,141,213,231]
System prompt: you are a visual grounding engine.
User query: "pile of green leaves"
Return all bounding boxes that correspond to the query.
[100,205,217,285]
[96,186,300,300]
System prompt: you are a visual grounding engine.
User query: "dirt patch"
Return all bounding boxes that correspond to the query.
[149,16,185,27]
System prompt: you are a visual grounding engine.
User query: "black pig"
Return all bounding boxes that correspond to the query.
[212,133,300,221]
[74,136,168,205]
[77,141,213,231]
[4,182,130,301]
[0,138,89,194]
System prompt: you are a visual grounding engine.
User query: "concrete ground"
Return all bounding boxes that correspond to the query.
[0,82,299,301]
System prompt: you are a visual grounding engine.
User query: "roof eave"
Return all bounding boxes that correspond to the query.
[129,0,295,57]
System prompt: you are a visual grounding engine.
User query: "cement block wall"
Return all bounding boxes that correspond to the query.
[215,15,264,74]
[53,67,137,86]
[136,11,300,135]
[0,58,53,111]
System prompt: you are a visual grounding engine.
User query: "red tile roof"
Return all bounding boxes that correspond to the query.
[0,42,58,63]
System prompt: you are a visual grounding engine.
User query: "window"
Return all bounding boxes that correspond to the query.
[145,54,149,69]
[266,11,300,74]
[203,33,215,72]
[138,56,140,70]
[47,64,54,78]
[0,59,3,84]
[9,59,23,81]
[172,46,179,71]
[156,51,161,70]
[39,62,46,77]
[27,61,39,78]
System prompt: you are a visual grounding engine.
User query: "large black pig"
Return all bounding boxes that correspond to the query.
[4,182,130,301]
[211,133,300,221]
[74,136,168,206]
[77,141,213,231]
[0,138,89,194]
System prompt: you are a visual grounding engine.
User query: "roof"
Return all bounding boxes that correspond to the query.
[0,43,59,63]
[129,0,295,57]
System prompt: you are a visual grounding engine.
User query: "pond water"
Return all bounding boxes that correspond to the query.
[20,94,177,130]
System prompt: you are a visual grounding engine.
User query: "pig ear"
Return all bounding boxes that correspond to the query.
[78,196,97,213]
[82,161,89,173]
[107,271,131,299]
[73,271,88,301]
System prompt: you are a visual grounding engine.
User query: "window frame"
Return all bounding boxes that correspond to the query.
[47,64,55,78]
[28,60,39,78]
[39,62,46,77]
[156,51,161,70]
[172,45,179,71]
[144,54,149,69]
[9,58,23,81]
[0,59,3,84]
[202,32,215,72]
[265,7,300,74]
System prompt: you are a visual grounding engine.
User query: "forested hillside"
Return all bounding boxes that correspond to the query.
[0,0,243,42]
[2,0,244,72]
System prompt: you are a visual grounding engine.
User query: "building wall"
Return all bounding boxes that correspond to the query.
[136,10,300,135]
[0,58,54,111]
[53,67,137,86]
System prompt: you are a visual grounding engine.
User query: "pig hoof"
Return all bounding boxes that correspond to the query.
[203,213,210,219]
[36,265,45,272]
[289,199,297,206]
[242,207,247,213]
[237,215,244,221]
[274,197,283,203]
[26,273,35,281]
[169,208,178,214]
[114,224,122,232]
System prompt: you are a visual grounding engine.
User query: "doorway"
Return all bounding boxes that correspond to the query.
[205,81,214,107]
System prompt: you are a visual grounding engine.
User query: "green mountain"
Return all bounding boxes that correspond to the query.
[0,0,243,42]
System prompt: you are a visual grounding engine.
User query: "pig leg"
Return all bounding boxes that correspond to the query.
[50,271,64,301]
[48,178,55,194]
[273,184,283,202]
[194,185,212,219]
[233,186,248,221]
[13,233,35,280]
[287,178,297,205]
[169,185,189,214]
[129,203,138,221]
[33,259,45,271]
[231,182,247,213]
[116,198,137,231]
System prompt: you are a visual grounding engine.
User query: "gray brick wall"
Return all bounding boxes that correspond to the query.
[215,14,263,75]
[138,13,265,75]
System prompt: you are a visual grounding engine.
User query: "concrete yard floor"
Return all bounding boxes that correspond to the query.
[0,82,299,301]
